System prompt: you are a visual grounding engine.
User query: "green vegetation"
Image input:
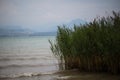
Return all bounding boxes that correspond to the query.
[49,11,120,74]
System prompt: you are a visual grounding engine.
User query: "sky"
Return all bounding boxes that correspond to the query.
[0,0,120,32]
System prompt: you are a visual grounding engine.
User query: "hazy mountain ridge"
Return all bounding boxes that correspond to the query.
[0,19,86,36]
[0,29,56,36]
[0,27,32,36]
[0,28,56,36]
[66,19,86,27]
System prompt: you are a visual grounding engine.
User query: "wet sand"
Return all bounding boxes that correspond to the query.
[54,70,120,80]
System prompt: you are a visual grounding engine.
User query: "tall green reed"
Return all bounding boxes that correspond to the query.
[49,11,120,74]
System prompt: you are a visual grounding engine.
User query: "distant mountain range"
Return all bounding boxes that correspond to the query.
[0,28,32,36]
[0,26,57,36]
[0,19,86,36]
[0,28,56,36]
[30,32,56,36]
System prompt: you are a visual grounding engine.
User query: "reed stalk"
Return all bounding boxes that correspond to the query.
[49,11,120,74]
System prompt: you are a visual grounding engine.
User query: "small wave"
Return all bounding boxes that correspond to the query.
[0,64,41,69]
[55,76,71,79]
[0,57,56,61]
[0,63,59,69]
[0,57,40,61]
[0,72,56,79]
[13,73,42,78]
[0,73,41,79]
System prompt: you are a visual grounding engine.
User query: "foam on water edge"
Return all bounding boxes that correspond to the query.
[0,71,57,79]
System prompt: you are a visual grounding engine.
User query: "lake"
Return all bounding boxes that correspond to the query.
[0,36,59,79]
[0,36,120,80]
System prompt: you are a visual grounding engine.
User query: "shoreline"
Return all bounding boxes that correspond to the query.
[1,70,120,80]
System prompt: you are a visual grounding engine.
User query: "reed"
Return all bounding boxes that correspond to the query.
[49,11,120,74]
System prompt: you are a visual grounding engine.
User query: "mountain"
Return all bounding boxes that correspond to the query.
[30,32,56,36]
[0,27,56,37]
[0,27,32,36]
[0,19,86,36]
[66,19,86,28]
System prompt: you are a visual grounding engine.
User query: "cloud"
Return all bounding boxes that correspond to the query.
[0,0,120,31]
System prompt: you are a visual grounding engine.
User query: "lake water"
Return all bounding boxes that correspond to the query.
[0,36,60,79]
[0,36,120,80]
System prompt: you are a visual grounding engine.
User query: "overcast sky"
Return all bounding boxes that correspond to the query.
[0,0,120,31]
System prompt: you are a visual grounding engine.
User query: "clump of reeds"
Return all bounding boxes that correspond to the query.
[49,11,120,74]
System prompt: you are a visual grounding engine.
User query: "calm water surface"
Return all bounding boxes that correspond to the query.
[0,36,120,80]
[0,36,59,78]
